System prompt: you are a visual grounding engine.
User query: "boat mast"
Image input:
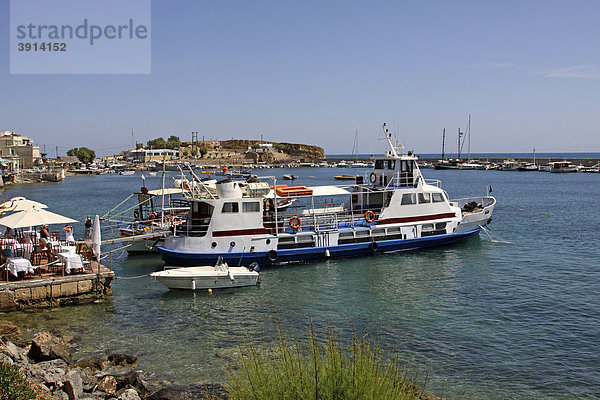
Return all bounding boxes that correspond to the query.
[351,129,358,160]
[382,123,398,157]
[457,128,462,159]
[533,147,536,165]
[467,114,471,162]
[441,128,446,160]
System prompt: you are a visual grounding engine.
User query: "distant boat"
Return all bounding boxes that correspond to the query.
[120,170,135,175]
[500,159,520,171]
[334,175,356,181]
[150,258,260,290]
[148,172,158,176]
[518,163,539,171]
[282,174,297,180]
[549,161,577,173]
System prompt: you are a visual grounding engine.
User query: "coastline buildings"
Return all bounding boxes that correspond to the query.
[0,131,42,172]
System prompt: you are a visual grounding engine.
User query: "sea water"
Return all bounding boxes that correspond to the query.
[2,168,599,399]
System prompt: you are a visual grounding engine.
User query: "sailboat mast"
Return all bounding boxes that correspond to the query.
[457,128,461,159]
[467,114,471,162]
[441,128,446,160]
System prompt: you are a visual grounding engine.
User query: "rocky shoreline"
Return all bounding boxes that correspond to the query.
[0,321,228,400]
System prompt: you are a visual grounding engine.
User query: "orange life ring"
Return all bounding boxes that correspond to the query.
[369,172,377,183]
[289,216,301,229]
[365,210,376,223]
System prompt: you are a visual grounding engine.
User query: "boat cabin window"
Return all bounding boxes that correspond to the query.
[242,202,260,213]
[432,193,444,202]
[222,202,239,213]
[418,193,431,204]
[401,193,416,205]
[375,160,384,169]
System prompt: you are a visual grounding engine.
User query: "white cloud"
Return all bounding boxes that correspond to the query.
[541,65,600,80]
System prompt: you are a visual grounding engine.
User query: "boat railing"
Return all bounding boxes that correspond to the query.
[452,196,496,208]
[424,179,442,188]
[271,206,382,233]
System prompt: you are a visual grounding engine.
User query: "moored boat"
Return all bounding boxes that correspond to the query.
[155,123,496,267]
[549,161,577,173]
[334,175,357,181]
[150,258,259,290]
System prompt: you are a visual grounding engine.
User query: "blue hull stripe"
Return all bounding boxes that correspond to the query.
[155,228,481,267]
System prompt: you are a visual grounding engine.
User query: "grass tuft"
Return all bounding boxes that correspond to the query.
[226,322,428,400]
[0,361,43,400]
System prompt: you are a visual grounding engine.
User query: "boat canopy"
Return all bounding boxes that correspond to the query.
[147,188,185,196]
[265,185,352,198]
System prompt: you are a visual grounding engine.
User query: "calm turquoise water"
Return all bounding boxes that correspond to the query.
[2,169,599,399]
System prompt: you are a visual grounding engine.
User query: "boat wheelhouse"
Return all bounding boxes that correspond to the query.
[156,124,496,266]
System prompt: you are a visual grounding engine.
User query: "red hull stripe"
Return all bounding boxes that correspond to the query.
[376,212,457,225]
[212,228,270,237]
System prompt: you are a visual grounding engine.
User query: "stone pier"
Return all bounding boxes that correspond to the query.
[0,267,114,312]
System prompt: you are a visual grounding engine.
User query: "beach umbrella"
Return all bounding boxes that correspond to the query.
[0,206,77,229]
[92,215,101,261]
[0,197,48,214]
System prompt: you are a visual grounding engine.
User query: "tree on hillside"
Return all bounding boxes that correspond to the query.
[67,147,96,164]
[198,146,208,158]
[166,135,181,150]
[147,138,167,149]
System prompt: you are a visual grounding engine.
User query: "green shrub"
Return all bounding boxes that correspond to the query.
[227,324,427,400]
[0,361,40,400]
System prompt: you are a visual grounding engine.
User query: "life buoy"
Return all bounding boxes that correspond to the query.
[369,172,377,183]
[133,209,140,220]
[364,210,376,223]
[369,241,379,252]
[289,216,301,229]
[267,249,278,262]
[148,213,157,220]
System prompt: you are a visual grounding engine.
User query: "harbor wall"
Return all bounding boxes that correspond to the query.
[0,272,114,312]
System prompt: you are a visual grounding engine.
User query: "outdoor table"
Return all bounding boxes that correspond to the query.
[6,257,36,277]
[57,252,84,274]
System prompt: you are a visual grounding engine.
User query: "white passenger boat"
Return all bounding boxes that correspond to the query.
[150,258,259,290]
[155,123,496,266]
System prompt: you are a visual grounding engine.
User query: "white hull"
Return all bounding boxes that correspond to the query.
[150,266,259,290]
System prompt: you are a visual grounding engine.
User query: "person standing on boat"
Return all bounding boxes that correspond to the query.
[84,216,93,240]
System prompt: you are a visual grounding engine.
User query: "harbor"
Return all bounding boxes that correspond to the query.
[0,161,598,399]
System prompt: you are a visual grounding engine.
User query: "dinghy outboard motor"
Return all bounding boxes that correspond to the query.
[248,262,260,272]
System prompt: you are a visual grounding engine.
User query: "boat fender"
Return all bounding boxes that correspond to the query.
[267,250,278,262]
[369,172,377,184]
[248,262,260,272]
[369,241,379,252]
[133,209,140,221]
[364,210,376,223]
[289,216,301,229]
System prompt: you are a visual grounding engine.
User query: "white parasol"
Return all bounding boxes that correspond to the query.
[92,215,101,261]
[0,197,48,214]
[0,206,77,229]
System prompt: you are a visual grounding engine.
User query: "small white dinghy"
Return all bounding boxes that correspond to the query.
[150,257,259,290]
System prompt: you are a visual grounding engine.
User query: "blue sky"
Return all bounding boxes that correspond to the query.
[1,0,599,157]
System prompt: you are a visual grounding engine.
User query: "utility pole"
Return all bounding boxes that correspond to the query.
[56,146,59,158]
